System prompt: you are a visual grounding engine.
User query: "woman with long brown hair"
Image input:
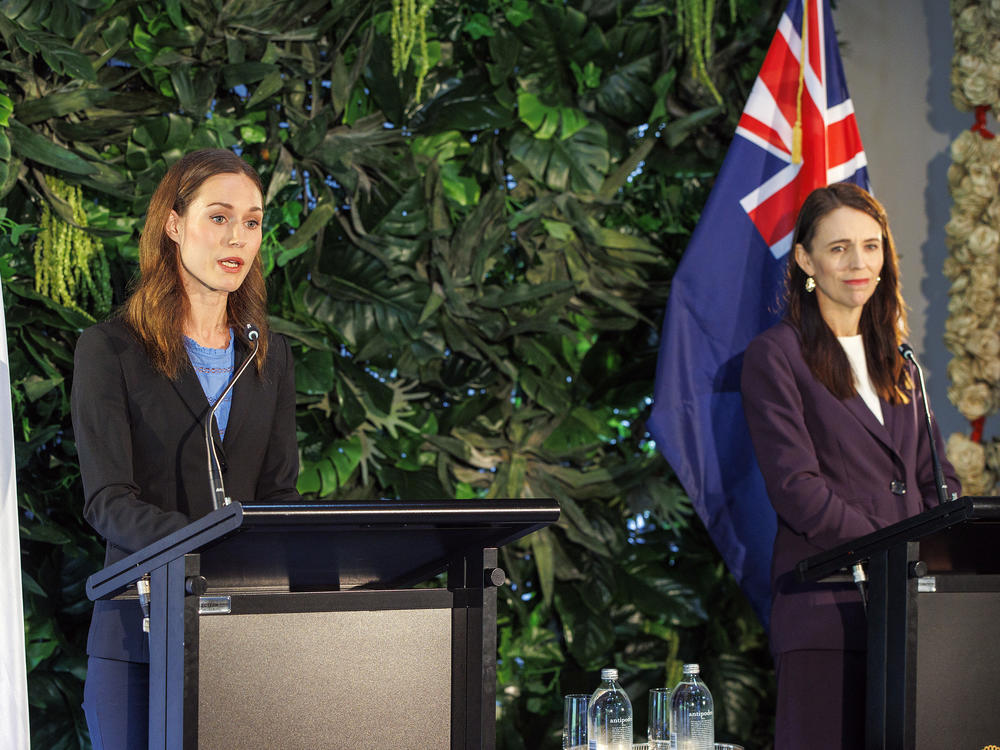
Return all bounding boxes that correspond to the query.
[740,183,959,748]
[71,149,299,749]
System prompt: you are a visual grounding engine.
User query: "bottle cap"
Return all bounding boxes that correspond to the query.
[600,668,619,681]
[682,663,700,674]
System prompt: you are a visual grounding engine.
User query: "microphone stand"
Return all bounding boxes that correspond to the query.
[139,324,261,636]
[898,343,950,506]
[205,323,261,510]
[851,343,951,618]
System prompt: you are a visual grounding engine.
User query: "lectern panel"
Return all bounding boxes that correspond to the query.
[915,589,1000,750]
[198,608,452,749]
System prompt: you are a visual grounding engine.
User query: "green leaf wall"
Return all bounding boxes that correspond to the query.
[0,0,783,747]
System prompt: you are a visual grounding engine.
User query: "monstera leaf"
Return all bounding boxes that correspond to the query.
[509,120,610,194]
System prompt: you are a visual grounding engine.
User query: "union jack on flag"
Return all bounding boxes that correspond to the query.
[738,0,869,259]
[648,0,868,626]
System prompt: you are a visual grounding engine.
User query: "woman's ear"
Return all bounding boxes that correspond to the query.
[165,210,181,242]
[794,243,814,276]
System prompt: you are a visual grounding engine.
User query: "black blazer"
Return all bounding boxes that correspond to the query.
[71,319,299,661]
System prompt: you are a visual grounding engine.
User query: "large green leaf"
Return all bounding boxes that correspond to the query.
[14,88,113,125]
[554,582,615,670]
[294,348,335,395]
[8,121,96,175]
[508,121,609,193]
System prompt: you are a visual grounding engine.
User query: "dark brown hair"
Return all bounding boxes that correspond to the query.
[786,183,910,404]
[123,149,269,379]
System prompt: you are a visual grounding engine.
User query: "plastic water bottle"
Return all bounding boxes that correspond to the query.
[587,668,633,750]
[669,663,714,750]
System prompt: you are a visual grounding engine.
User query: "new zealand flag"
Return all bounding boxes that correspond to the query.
[647,0,869,626]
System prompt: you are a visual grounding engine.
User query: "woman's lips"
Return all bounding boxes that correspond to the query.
[844,278,869,286]
[218,257,245,272]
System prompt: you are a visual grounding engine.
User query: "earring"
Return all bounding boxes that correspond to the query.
[805,276,816,293]
[876,275,881,283]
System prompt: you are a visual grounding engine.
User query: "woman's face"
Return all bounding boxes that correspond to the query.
[794,205,884,335]
[166,173,263,297]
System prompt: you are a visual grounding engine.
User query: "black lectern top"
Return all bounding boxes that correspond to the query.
[87,498,560,600]
[796,495,1000,583]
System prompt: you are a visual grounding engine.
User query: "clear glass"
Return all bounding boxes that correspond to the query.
[587,671,633,750]
[669,666,714,750]
[563,694,589,750]
[647,688,670,749]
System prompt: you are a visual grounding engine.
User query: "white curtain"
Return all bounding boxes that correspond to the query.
[0,284,29,748]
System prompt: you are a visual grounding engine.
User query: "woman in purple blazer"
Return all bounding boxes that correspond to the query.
[740,184,959,749]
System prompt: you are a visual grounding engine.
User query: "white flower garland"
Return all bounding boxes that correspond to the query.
[944,0,1000,494]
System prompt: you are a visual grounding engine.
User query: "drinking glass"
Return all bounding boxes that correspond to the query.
[562,693,589,750]
[647,687,670,749]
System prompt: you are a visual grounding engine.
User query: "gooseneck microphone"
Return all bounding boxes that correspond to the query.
[898,343,950,506]
[205,323,261,510]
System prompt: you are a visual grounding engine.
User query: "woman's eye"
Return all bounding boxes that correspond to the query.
[246,219,260,230]
[210,215,226,224]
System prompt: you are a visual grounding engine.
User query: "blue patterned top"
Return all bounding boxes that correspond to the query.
[184,329,235,439]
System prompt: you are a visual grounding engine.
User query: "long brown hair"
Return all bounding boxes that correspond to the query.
[786,183,910,404]
[123,149,269,379]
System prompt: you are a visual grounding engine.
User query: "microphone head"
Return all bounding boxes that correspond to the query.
[898,343,915,360]
[245,323,260,341]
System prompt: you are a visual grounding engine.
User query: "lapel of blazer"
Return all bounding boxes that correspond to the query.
[841,393,900,460]
[882,395,911,458]
[170,360,212,428]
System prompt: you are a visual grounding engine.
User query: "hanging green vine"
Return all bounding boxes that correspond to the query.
[33,175,111,319]
[391,0,435,100]
[677,0,737,106]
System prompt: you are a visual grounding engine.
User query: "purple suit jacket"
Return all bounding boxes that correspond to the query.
[741,321,960,654]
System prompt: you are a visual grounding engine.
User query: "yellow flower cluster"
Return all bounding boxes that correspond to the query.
[33,174,111,319]
[676,0,726,106]
[391,0,434,100]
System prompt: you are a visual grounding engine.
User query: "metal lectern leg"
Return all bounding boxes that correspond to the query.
[148,555,188,750]
[883,542,918,750]
[449,546,501,750]
[865,542,917,750]
[866,549,888,750]
[480,547,499,750]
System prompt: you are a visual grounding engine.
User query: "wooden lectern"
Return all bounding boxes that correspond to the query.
[797,496,1000,750]
[85,499,560,750]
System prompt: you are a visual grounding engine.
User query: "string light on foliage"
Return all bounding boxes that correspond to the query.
[391,0,435,100]
[675,0,736,105]
[34,175,111,319]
